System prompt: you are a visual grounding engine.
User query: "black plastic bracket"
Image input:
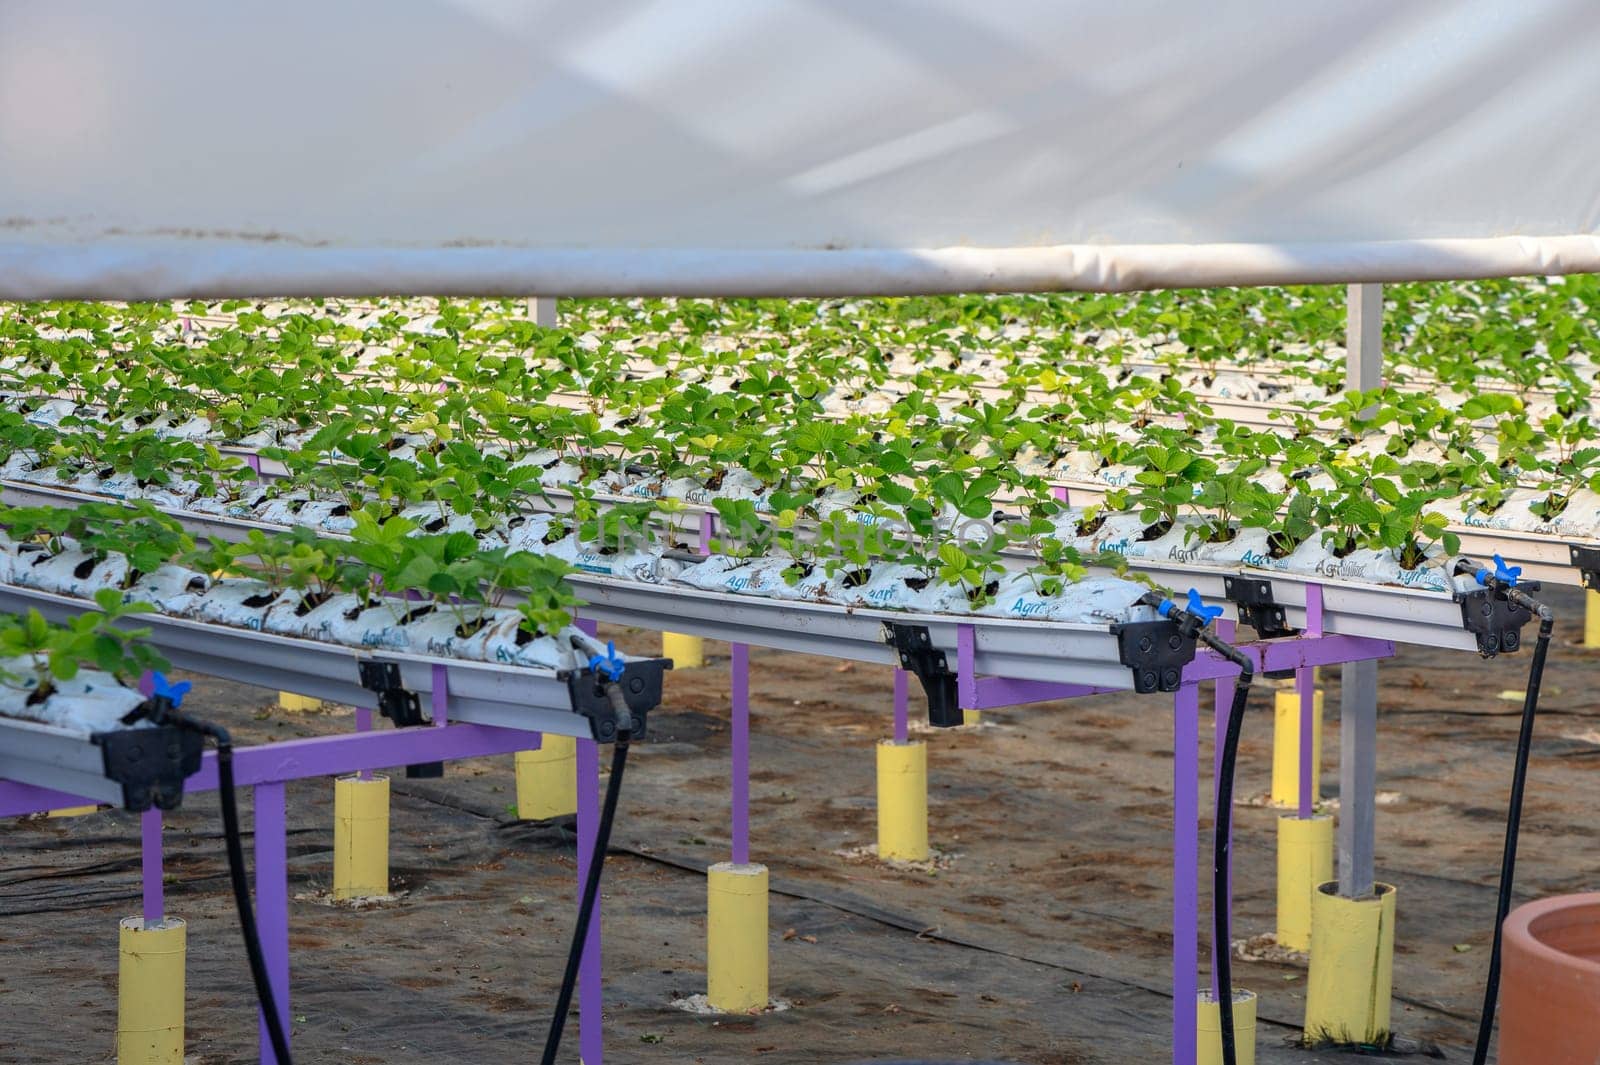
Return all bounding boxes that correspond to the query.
[357,661,436,775]
[561,658,671,743]
[882,623,963,728]
[1222,575,1297,640]
[1456,584,1538,658]
[1112,619,1197,693]
[1570,545,1600,591]
[95,725,205,812]
[358,661,425,727]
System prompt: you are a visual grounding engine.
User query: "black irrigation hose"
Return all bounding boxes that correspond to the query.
[208,727,296,1065]
[540,730,632,1065]
[1200,632,1255,1065]
[1472,603,1554,1065]
[158,706,294,1065]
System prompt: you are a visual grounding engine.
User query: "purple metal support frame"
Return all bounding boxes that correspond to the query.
[141,806,163,924]
[355,706,374,781]
[1297,582,1325,821]
[256,780,290,1065]
[1172,682,1200,1065]
[939,603,1391,1065]
[730,642,751,866]
[1297,663,1316,820]
[957,623,1117,709]
[0,722,548,1063]
[575,737,604,1065]
[893,668,909,744]
[430,664,449,726]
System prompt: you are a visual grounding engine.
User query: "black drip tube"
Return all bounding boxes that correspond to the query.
[140,702,293,1065]
[540,674,635,1065]
[1459,561,1554,1065]
[1199,630,1255,1065]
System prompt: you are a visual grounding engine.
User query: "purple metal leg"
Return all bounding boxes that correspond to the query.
[254,781,291,1065]
[1296,664,1316,819]
[1173,683,1199,1065]
[430,664,449,727]
[575,739,603,1065]
[730,643,751,866]
[1210,673,1235,998]
[956,624,976,710]
[141,807,163,924]
[893,668,909,744]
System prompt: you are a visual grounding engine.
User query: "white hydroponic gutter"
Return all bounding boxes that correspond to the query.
[0,666,158,805]
[3,376,1585,594]
[0,478,1504,656]
[0,581,622,740]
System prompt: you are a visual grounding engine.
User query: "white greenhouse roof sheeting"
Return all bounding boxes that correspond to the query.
[1,0,1598,298]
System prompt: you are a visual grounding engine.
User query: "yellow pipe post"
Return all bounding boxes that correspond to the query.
[333,774,390,901]
[47,804,101,817]
[961,708,981,726]
[1304,882,1396,1046]
[278,692,322,712]
[663,632,705,668]
[706,862,769,1012]
[1586,589,1600,648]
[876,739,930,862]
[1198,989,1257,1065]
[1271,688,1323,808]
[515,735,578,820]
[1275,814,1333,952]
[117,916,185,1065]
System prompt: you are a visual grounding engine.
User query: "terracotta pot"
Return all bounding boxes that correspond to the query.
[1500,892,1600,1064]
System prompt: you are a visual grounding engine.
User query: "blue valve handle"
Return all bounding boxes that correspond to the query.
[1158,588,1224,627]
[150,671,191,708]
[587,641,626,682]
[1475,553,1521,588]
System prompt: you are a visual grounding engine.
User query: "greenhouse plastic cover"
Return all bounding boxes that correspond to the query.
[2,0,1599,299]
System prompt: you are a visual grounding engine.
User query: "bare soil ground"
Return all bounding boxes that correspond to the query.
[2,585,1596,1064]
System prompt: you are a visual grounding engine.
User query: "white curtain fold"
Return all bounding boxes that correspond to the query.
[2,0,1596,297]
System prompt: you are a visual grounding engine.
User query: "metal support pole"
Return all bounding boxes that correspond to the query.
[1340,282,1383,900]
[1338,661,1379,898]
[254,781,290,1065]
[575,738,604,1065]
[1346,283,1383,397]
[528,297,558,328]
[1173,682,1200,1065]
[730,643,751,866]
